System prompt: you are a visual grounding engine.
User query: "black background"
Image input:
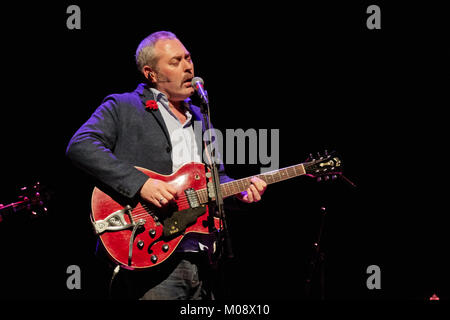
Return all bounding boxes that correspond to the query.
[0,1,448,301]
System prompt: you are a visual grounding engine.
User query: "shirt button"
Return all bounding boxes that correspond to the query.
[166,146,171,153]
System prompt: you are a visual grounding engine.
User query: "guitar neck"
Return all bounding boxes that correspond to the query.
[197,163,306,203]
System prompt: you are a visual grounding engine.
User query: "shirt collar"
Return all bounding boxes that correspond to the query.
[149,88,193,126]
[149,88,192,112]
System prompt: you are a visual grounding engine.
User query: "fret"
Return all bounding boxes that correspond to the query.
[279,169,288,180]
[294,164,305,176]
[241,178,247,192]
[221,183,227,198]
[231,182,236,195]
[230,181,238,195]
[234,181,240,194]
[231,180,237,193]
[224,182,231,198]
[227,182,234,196]
[219,184,226,198]
[226,181,233,195]
[274,171,281,182]
[265,173,274,184]
[287,166,296,178]
[243,177,251,190]
[227,181,235,194]
[238,179,245,192]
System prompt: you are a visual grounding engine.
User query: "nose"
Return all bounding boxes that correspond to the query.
[183,59,193,74]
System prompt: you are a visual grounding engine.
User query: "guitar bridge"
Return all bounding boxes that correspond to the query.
[91,205,135,234]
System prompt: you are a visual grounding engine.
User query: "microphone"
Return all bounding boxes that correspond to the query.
[191,77,209,105]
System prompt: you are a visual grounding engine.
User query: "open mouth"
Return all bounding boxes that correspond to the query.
[183,76,193,86]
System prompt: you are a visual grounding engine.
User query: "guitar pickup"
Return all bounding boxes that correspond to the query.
[91,205,135,234]
[184,188,200,208]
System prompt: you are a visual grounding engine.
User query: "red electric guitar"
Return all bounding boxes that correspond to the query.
[91,153,343,270]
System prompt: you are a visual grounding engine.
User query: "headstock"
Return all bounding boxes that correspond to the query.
[304,151,343,182]
[18,182,50,217]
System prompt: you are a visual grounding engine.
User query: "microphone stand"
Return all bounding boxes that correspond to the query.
[305,206,327,299]
[198,91,234,261]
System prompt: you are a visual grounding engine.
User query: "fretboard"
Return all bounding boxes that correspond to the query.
[197,163,306,203]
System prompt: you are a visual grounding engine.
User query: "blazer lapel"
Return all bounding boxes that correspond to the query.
[137,83,172,148]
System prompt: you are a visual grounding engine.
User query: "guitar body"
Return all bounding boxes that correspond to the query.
[91,162,219,270]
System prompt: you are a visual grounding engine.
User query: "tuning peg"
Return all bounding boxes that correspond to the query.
[309,153,314,161]
[324,149,328,156]
[332,175,337,180]
[317,177,322,182]
[324,176,330,181]
[317,152,322,160]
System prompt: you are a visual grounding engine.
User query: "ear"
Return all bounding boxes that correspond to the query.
[142,66,155,83]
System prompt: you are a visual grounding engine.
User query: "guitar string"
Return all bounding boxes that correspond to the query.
[130,171,294,218]
[98,165,317,224]
[127,185,234,220]
[128,178,272,220]
[129,192,204,220]
[100,169,306,221]
[126,168,300,220]
[129,180,255,220]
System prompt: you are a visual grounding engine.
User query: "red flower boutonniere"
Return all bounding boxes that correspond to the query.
[145,100,158,111]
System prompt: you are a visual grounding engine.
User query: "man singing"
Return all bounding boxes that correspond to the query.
[66,31,266,299]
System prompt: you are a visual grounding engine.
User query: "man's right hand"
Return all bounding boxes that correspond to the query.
[139,178,177,208]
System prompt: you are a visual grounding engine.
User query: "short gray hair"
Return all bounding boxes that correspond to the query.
[135,31,178,74]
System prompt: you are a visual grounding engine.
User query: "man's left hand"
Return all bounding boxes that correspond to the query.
[235,177,267,203]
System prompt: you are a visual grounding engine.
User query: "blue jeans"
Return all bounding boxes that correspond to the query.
[111,252,215,300]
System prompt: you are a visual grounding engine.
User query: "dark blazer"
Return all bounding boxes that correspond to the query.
[66,83,232,201]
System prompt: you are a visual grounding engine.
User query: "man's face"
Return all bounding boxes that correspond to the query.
[151,38,194,102]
